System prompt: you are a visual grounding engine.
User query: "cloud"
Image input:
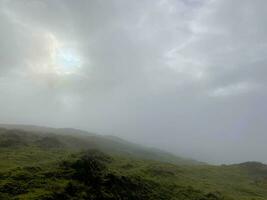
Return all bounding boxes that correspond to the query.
[209,82,259,97]
[0,0,266,164]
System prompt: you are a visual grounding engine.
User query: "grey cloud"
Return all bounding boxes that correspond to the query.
[0,0,266,164]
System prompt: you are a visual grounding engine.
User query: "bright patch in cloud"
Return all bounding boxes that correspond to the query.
[29,32,82,76]
[55,48,81,75]
[209,82,258,97]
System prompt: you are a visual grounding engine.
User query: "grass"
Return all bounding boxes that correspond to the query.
[109,156,267,200]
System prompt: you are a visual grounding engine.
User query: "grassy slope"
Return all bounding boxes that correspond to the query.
[0,128,266,199]
[109,156,267,200]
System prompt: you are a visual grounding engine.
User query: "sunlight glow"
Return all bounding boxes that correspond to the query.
[55,48,81,75]
[40,33,82,76]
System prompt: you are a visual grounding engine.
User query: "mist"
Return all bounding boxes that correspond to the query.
[0,0,266,164]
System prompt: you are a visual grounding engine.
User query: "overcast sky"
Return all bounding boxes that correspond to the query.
[0,0,267,164]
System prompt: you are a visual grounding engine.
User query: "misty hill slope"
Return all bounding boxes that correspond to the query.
[233,162,267,179]
[0,125,201,165]
[0,127,267,199]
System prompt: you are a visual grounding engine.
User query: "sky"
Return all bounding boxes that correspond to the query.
[0,0,267,164]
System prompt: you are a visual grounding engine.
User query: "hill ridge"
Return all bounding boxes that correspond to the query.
[0,124,201,165]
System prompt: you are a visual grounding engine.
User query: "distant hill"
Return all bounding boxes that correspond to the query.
[0,124,201,165]
[233,162,267,179]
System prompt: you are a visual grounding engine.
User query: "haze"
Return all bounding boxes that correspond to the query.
[0,0,266,164]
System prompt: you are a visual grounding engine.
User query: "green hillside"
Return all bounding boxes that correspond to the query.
[0,127,267,200]
[0,125,201,165]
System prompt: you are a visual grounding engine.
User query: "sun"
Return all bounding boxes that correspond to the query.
[55,48,81,75]
[45,33,82,76]
[28,32,82,80]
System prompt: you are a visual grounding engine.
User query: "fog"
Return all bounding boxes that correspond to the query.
[0,0,266,164]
